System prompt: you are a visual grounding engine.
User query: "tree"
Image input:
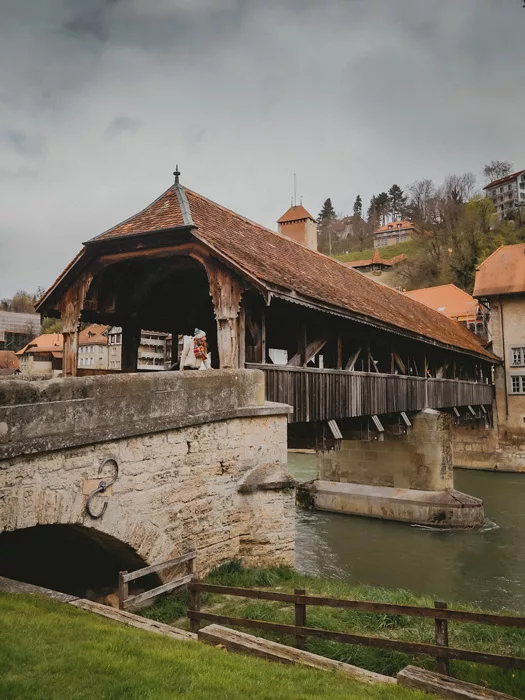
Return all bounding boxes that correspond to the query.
[9,290,36,314]
[41,317,63,334]
[317,198,337,254]
[317,198,336,223]
[353,195,362,218]
[482,160,513,183]
[375,192,389,226]
[388,184,406,221]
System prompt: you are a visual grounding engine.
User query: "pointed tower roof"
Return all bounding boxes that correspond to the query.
[277,204,316,224]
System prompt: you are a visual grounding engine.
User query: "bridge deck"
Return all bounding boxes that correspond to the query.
[246,364,494,423]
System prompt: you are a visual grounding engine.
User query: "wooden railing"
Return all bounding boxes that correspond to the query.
[118,551,196,610]
[246,364,494,423]
[187,582,525,673]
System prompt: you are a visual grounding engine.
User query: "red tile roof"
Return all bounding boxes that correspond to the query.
[404,284,479,322]
[0,351,19,370]
[375,220,417,235]
[482,170,525,190]
[473,244,525,297]
[16,334,63,356]
[345,250,407,269]
[277,205,316,224]
[79,324,109,346]
[40,182,496,361]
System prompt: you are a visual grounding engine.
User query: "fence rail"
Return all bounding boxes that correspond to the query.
[246,364,494,423]
[118,551,196,610]
[187,582,525,672]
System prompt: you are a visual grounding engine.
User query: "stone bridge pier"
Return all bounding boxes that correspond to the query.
[0,370,295,594]
[305,409,484,528]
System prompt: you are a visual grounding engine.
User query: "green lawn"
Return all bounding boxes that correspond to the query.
[141,563,525,699]
[335,240,418,263]
[0,592,432,700]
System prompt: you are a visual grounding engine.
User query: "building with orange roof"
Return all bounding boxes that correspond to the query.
[78,324,110,370]
[483,169,525,219]
[373,220,419,249]
[16,333,63,377]
[345,249,407,286]
[404,284,486,339]
[474,244,525,448]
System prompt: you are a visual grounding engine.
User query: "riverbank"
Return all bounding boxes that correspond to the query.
[141,562,525,699]
[0,592,431,700]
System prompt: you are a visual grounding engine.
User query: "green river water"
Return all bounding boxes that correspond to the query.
[288,452,525,613]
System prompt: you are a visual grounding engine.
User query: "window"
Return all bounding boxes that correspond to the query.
[510,376,525,394]
[511,347,525,366]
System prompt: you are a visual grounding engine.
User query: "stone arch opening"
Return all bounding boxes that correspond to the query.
[83,255,219,368]
[0,524,158,597]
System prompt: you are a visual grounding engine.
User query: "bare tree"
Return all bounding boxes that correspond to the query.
[482,160,513,183]
[405,179,438,227]
[443,173,477,205]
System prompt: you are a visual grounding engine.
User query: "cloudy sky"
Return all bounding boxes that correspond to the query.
[1,0,524,298]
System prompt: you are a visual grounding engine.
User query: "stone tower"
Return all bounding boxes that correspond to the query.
[277,204,318,251]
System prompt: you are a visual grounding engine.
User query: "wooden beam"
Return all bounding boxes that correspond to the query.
[287,338,328,367]
[369,351,379,373]
[261,308,267,363]
[393,352,406,374]
[198,625,395,685]
[345,346,361,371]
[397,665,514,699]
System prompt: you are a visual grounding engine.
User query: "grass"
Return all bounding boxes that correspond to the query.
[0,591,433,700]
[334,240,418,263]
[140,562,525,699]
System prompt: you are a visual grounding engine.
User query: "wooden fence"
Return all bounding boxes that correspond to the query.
[246,364,494,423]
[118,552,196,610]
[187,582,525,673]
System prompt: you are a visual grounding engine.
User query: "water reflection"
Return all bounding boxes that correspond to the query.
[289,452,525,612]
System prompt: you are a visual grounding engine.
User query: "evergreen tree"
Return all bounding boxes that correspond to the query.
[375,192,390,226]
[317,198,337,255]
[353,195,362,217]
[317,198,336,223]
[388,184,407,221]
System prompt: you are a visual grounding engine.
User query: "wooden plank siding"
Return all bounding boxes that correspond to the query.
[246,364,494,423]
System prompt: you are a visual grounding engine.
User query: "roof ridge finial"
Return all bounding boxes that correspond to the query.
[173,165,181,185]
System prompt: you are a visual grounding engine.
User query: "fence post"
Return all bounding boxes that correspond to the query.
[189,580,201,634]
[295,588,307,650]
[434,601,450,675]
[118,571,128,611]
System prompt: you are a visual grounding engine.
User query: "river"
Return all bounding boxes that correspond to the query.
[289,452,525,613]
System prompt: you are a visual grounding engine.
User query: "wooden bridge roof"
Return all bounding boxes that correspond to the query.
[39,180,496,361]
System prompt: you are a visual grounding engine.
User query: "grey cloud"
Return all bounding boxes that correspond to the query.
[0,0,524,297]
[105,116,142,136]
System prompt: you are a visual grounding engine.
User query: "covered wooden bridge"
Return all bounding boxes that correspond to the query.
[37,170,497,426]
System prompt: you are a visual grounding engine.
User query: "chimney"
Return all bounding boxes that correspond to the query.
[277,204,317,251]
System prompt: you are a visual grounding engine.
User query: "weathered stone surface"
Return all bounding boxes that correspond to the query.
[308,481,484,528]
[0,370,290,460]
[0,371,295,574]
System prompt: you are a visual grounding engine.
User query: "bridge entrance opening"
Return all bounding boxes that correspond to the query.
[0,524,156,598]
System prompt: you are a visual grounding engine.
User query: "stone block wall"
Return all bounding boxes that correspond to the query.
[452,422,525,472]
[318,410,453,492]
[0,370,295,575]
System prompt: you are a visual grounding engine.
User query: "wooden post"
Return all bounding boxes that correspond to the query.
[238,303,246,368]
[190,581,201,634]
[62,329,79,377]
[261,308,267,363]
[336,336,343,370]
[298,323,307,367]
[294,588,307,650]
[434,601,450,675]
[118,570,128,610]
[121,324,141,373]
